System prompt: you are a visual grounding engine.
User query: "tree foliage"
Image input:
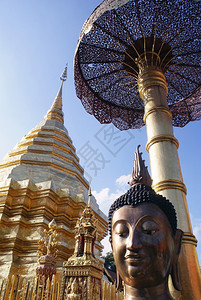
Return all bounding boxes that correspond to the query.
[102,251,116,273]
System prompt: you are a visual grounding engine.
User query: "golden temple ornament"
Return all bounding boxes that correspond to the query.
[61,186,103,300]
[36,219,58,283]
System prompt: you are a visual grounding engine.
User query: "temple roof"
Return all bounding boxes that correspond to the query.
[0,70,104,217]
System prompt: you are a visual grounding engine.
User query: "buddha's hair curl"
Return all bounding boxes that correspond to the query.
[108,184,177,244]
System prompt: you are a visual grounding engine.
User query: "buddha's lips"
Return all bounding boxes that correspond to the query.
[125,254,145,260]
[124,253,149,264]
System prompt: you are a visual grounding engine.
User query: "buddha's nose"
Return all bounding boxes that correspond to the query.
[126,229,142,251]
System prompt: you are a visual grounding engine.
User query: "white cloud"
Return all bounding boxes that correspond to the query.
[193,223,201,239]
[193,219,201,240]
[101,236,112,256]
[92,174,130,215]
[93,187,122,205]
[93,187,123,215]
[93,173,130,202]
[92,175,129,255]
[115,174,130,187]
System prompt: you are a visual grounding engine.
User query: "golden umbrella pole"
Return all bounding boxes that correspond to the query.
[137,54,201,300]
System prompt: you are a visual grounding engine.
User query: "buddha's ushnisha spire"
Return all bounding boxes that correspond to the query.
[129,145,152,187]
[45,64,68,124]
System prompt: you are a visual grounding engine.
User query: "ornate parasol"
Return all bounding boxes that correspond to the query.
[74,0,201,130]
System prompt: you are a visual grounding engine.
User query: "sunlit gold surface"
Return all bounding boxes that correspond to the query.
[182,232,197,247]
[152,180,187,194]
[143,106,173,123]
[138,69,168,99]
[0,274,123,299]
[0,158,88,188]
[45,112,64,123]
[0,182,107,278]
[0,81,108,282]
[146,135,179,152]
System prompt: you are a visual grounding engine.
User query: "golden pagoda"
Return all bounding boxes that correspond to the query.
[0,66,107,280]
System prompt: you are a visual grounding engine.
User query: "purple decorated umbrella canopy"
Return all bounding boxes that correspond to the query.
[74,0,201,130]
[74,1,201,298]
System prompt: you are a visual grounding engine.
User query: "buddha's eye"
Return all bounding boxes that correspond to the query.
[114,223,129,237]
[142,229,157,235]
[141,220,159,236]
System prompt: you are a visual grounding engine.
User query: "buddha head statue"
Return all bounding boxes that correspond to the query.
[108,146,183,300]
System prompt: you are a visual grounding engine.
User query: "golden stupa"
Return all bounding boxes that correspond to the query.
[0,67,107,280]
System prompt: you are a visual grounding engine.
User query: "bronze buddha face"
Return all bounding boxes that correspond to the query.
[111,202,183,299]
[109,147,183,299]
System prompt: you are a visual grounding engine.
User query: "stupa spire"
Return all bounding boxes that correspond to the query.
[45,64,67,124]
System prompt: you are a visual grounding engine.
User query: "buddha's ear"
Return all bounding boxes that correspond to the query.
[171,229,183,291]
[116,271,123,292]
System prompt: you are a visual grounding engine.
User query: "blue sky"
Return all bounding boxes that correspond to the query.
[0,0,201,262]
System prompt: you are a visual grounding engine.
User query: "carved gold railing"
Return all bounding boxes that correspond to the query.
[0,275,123,300]
[0,275,61,300]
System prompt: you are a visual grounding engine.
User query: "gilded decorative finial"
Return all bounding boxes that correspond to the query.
[37,219,58,257]
[129,145,152,187]
[88,181,92,206]
[36,219,58,282]
[66,181,97,262]
[49,219,57,229]
[60,63,67,82]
